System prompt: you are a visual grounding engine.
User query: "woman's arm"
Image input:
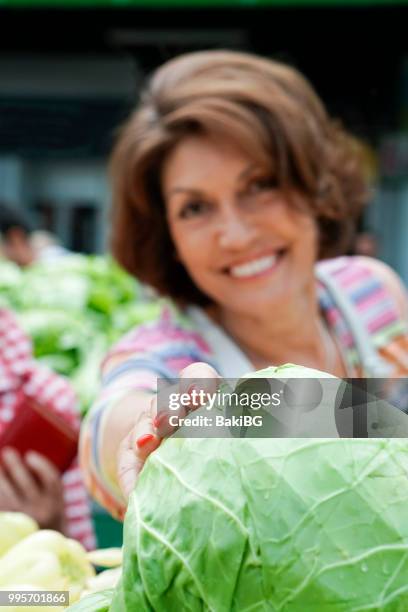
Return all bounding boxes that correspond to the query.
[96,352,157,486]
[79,353,220,518]
[79,351,159,518]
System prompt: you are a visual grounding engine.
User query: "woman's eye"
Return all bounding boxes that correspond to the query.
[178,200,210,219]
[247,176,278,194]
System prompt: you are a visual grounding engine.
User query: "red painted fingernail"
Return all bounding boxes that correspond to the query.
[136,434,154,449]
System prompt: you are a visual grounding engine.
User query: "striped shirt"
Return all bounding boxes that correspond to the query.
[80,256,408,518]
[0,308,96,550]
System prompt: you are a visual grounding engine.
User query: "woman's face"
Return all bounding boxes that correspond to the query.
[162,133,319,315]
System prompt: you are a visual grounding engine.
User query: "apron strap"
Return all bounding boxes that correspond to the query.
[315,267,394,377]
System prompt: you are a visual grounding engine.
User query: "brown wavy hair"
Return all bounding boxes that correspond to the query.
[110,50,368,305]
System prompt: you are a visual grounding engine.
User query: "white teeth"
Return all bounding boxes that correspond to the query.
[230,254,278,278]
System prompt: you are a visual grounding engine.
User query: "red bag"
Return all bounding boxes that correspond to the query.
[0,390,78,473]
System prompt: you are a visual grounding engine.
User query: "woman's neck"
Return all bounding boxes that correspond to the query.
[208,292,332,372]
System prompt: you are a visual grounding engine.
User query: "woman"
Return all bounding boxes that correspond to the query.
[0,308,95,550]
[80,50,408,519]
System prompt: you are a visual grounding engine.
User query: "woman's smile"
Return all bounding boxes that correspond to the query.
[221,248,287,280]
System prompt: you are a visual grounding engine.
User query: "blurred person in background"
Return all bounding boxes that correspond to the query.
[0,202,69,267]
[79,50,408,520]
[0,308,95,549]
[30,229,70,262]
[0,203,35,267]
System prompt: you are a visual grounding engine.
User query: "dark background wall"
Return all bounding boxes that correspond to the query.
[0,4,406,146]
[0,4,407,275]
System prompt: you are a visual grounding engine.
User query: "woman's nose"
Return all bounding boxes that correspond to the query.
[216,211,257,250]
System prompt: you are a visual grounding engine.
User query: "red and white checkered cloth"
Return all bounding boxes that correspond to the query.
[0,308,95,550]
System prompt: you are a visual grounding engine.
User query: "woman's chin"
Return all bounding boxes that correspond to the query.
[220,286,290,314]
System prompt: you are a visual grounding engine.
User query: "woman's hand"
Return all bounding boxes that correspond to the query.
[117,362,220,502]
[0,448,65,531]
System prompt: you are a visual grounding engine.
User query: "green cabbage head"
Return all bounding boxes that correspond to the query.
[74,366,408,611]
[108,437,408,612]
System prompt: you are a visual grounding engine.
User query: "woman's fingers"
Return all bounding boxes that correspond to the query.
[117,364,222,500]
[179,362,221,396]
[1,447,39,498]
[117,432,161,500]
[117,396,160,500]
[179,362,221,412]
[154,362,221,437]
[132,398,162,479]
[117,431,140,501]
[152,381,184,437]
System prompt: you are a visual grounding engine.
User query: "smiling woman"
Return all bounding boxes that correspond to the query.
[79,50,408,520]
